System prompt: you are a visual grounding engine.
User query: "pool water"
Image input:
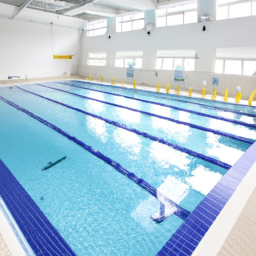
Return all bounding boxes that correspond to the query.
[0,81,254,256]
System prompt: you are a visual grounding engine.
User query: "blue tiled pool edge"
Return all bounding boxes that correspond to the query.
[157,141,256,256]
[0,159,76,256]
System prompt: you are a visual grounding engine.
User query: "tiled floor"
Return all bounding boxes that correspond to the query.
[0,234,11,256]
[217,187,256,256]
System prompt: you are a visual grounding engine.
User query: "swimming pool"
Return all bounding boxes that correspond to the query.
[0,81,255,255]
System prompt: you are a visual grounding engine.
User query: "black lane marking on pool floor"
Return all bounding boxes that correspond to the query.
[0,95,190,221]
[16,86,231,170]
[67,80,256,117]
[58,81,256,127]
[0,159,76,256]
[37,83,254,145]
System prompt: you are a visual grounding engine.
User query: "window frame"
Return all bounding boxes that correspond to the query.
[217,0,255,20]
[115,51,143,69]
[86,19,107,37]
[87,52,107,66]
[156,57,195,71]
[156,5,197,27]
[116,12,145,33]
[215,57,256,76]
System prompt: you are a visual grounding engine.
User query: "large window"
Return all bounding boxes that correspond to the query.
[87,52,106,66]
[156,2,197,27]
[156,50,196,71]
[86,19,107,37]
[215,59,256,76]
[115,51,143,68]
[116,13,144,32]
[217,0,256,20]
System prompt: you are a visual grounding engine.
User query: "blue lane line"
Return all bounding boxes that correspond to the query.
[58,81,256,128]
[16,86,231,170]
[0,95,190,221]
[70,80,256,117]
[0,159,76,256]
[37,83,254,145]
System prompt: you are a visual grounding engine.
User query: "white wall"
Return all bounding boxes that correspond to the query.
[0,18,81,80]
[79,13,256,99]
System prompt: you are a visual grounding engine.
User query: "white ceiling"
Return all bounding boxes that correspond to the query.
[0,0,190,29]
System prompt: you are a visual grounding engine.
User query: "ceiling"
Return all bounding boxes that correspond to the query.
[0,0,159,21]
[0,0,192,27]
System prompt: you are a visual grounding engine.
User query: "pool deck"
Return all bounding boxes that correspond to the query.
[0,75,256,256]
[0,234,11,256]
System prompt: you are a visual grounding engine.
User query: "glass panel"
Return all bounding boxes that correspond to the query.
[184,11,197,24]
[167,14,183,26]
[125,59,134,67]
[156,58,163,69]
[229,2,251,18]
[162,58,173,70]
[184,59,195,71]
[225,60,242,75]
[124,58,142,68]
[133,19,144,30]
[116,51,143,58]
[156,9,166,17]
[122,14,133,21]
[133,12,144,19]
[156,16,166,27]
[122,21,132,32]
[218,0,230,4]
[167,3,197,13]
[253,2,256,16]
[134,58,142,68]
[217,6,228,20]
[174,58,183,69]
[115,59,124,67]
[87,59,106,66]
[88,28,107,37]
[88,19,107,30]
[89,52,106,58]
[215,60,224,73]
[244,61,256,76]
[116,17,122,32]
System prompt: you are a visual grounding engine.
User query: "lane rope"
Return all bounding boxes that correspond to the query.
[58,81,256,128]
[0,95,191,221]
[37,83,255,145]
[68,80,256,117]
[16,86,232,170]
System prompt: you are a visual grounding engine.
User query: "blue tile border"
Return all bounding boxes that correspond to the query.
[0,159,77,256]
[156,141,256,256]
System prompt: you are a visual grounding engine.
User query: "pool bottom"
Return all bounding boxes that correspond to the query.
[0,99,185,256]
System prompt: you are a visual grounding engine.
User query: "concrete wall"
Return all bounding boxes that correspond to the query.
[79,13,256,99]
[0,18,81,80]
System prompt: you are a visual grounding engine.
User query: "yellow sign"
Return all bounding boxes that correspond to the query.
[53,55,73,59]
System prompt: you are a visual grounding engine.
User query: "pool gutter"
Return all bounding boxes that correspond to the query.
[157,141,256,256]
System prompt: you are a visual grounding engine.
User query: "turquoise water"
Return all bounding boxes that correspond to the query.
[0,81,254,256]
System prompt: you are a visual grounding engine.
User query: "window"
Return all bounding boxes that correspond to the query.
[217,0,255,20]
[244,61,256,76]
[156,2,197,27]
[86,19,107,37]
[116,12,144,32]
[115,51,143,68]
[225,60,242,75]
[215,59,256,76]
[156,50,196,71]
[215,60,224,73]
[87,52,106,66]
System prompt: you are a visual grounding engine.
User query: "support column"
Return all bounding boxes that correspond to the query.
[143,10,157,70]
[197,0,217,21]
